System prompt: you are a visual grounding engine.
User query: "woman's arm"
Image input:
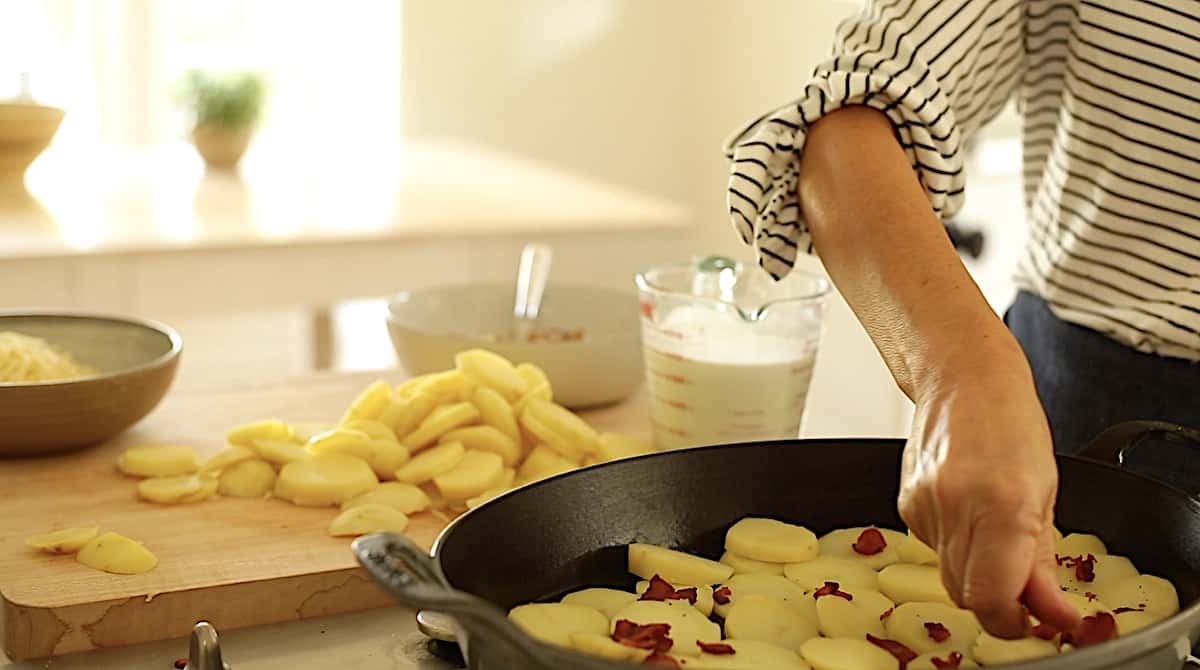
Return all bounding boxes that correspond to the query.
[799,105,1079,637]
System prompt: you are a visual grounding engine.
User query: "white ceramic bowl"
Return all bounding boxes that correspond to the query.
[386,283,642,408]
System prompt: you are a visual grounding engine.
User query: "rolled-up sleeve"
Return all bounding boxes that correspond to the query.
[726,0,1024,278]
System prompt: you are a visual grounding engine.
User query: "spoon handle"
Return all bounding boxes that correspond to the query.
[514,243,553,320]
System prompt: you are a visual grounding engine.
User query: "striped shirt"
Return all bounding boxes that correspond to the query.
[725,0,1200,362]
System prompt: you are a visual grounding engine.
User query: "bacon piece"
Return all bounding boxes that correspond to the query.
[853,528,888,555]
[1065,612,1118,648]
[1032,623,1060,641]
[1075,554,1098,583]
[612,619,674,653]
[880,607,895,621]
[173,660,189,670]
[1113,606,1146,614]
[640,575,698,605]
[713,586,732,605]
[698,641,736,655]
[931,651,964,668]
[643,652,680,668]
[866,634,918,669]
[924,622,951,642]
[813,581,854,601]
[1084,591,1098,602]
[1055,554,1069,567]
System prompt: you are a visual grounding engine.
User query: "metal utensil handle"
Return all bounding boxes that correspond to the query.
[514,243,552,320]
[352,533,563,670]
[1078,420,1200,496]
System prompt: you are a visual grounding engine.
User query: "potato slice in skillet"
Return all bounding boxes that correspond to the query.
[1056,553,1139,593]
[713,573,815,620]
[688,639,812,669]
[568,632,652,662]
[721,550,786,576]
[818,527,905,570]
[1093,574,1180,621]
[909,651,978,669]
[814,586,894,640]
[433,450,505,501]
[883,602,980,656]
[800,637,898,670]
[628,543,733,586]
[898,530,939,566]
[508,602,608,647]
[1056,533,1107,557]
[635,579,715,616]
[725,518,819,563]
[1115,608,1160,635]
[217,459,277,498]
[878,564,955,606]
[784,556,880,593]
[561,588,639,619]
[25,527,99,554]
[972,632,1058,665]
[725,593,821,652]
[610,599,721,657]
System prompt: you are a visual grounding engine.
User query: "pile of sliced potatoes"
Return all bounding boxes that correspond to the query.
[509,518,1181,669]
[26,527,157,575]
[100,349,652,542]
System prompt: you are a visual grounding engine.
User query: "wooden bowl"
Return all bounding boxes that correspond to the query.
[0,313,182,456]
[0,103,65,181]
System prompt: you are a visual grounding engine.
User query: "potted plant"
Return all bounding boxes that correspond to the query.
[179,70,265,170]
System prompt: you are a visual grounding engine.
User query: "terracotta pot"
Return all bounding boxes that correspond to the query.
[191,124,254,170]
[0,103,64,182]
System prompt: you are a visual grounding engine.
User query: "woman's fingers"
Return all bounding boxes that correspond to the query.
[959,508,1038,638]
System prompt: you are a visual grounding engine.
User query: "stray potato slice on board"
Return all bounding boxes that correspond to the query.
[726,518,819,563]
[117,444,199,478]
[26,527,99,554]
[328,503,409,537]
[138,475,217,504]
[568,632,652,662]
[341,481,430,514]
[402,403,481,451]
[218,459,277,498]
[627,543,733,586]
[199,445,256,475]
[433,450,504,501]
[274,453,379,506]
[77,532,158,574]
[440,425,520,466]
[394,441,465,485]
[508,602,608,647]
[252,439,308,465]
[227,420,294,448]
[341,380,392,422]
[456,349,528,400]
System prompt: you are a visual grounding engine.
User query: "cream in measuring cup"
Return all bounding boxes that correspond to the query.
[636,258,829,450]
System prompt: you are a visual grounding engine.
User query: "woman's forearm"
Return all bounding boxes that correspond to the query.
[798,105,1028,399]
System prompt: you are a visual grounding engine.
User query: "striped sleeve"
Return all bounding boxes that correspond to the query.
[726,0,1025,279]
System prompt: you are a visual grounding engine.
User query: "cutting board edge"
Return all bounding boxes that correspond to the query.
[2,564,400,661]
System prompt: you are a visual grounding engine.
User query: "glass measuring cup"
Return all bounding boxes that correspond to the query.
[635,257,830,450]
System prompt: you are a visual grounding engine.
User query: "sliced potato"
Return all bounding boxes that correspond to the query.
[595,432,655,462]
[138,474,218,504]
[465,486,511,509]
[784,556,880,593]
[341,418,399,443]
[1093,574,1180,620]
[290,422,334,443]
[217,459,277,498]
[1057,554,1139,593]
[898,530,939,566]
[520,398,599,461]
[252,439,308,465]
[884,602,980,656]
[726,518,819,563]
[473,386,522,444]
[515,362,551,392]
[714,573,816,620]
[1060,591,1112,617]
[433,450,505,501]
[440,425,520,466]
[568,632,652,663]
[815,588,894,640]
[561,587,639,619]
[725,593,821,652]
[199,445,256,475]
[341,481,431,514]
[508,602,607,647]
[366,439,411,479]
[1115,609,1159,635]
[1056,533,1107,557]
[26,527,99,554]
[818,527,904,570]
[910,652,977,669]
[878,563,955,606]
[611,599,722,657]
[306,428,374,460]
[328,503,409,537]
[380,391,438,439]
[800,637,898,670]
[627,542,733,586]
[402,402,481,450]
[274,453,379,506]
[341,380,392,422]
[394,441,466,485]
[227,420,294,448]
[688,639,813,669]
[76,532,157,574]
[721,550,785,576]
[117,444,199,478]
[635,580,715,616]
[973,632,1058,665]
[514,381,553,415]
[456,349,527,400]
[515,444,578,485]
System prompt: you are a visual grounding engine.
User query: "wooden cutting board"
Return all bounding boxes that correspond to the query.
[0,371,649,660]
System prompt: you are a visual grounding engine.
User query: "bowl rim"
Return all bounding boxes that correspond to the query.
[0,310,183,388]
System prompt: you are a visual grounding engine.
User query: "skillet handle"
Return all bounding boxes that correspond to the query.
[1078,421,1200,496]
[352,533,563,670]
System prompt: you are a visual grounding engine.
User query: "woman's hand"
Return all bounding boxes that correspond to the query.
[899,362,1080,638]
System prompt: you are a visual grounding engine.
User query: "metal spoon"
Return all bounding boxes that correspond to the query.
[513,243,552,341]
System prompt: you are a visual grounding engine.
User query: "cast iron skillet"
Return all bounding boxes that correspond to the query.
[355,421,1200,670]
